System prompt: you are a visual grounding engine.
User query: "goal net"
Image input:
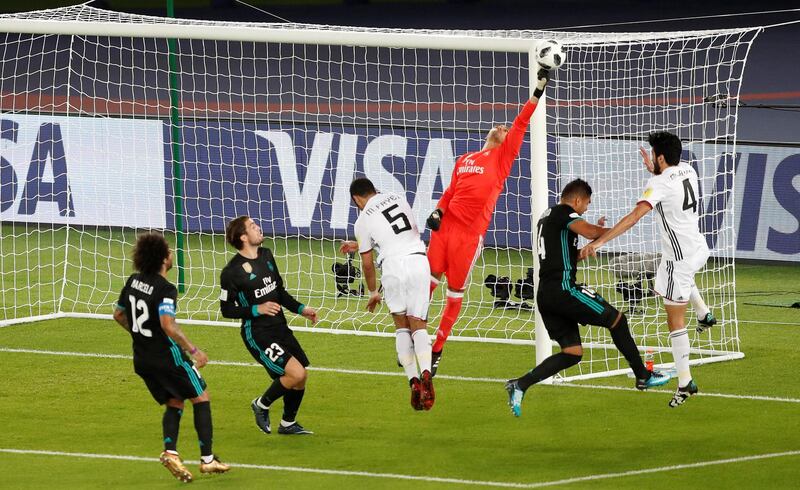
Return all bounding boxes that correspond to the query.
[0,5,757,380]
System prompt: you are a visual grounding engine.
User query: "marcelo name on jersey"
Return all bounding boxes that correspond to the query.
[130,278,154,295]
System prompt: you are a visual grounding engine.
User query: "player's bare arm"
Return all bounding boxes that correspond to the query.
[580,202,652,259]
[339,240,358,254]
[256,301,282,316]
[640,146,655,174]
[300,306,319,324]
[360,250,381,312]
[569,218,608,240]
[112,307,131,332]
[161,315,208,368]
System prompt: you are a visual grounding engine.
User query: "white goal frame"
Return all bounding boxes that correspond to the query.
[0,6,753,381]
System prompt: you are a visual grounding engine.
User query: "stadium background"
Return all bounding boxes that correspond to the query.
[4,0,796,143]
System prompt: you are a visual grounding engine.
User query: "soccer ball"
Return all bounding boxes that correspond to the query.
[535,40,565,70]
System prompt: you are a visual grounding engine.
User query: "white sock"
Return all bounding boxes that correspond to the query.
[280,419,295,428]
[689,286,710,320]
[669,328,692,386]
[395,328,419,380]
[412,329,432,373]
[201,454,215,464]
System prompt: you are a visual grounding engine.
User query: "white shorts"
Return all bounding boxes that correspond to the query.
[654,247,710,305]
[380,253,430,321]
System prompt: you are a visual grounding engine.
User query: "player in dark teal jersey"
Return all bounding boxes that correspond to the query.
[504,180,669,417]
[220,216,318,435]
[114,232,228,482]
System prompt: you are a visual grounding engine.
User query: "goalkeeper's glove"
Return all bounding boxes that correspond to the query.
[427,208,443,232]
[532,67,550,99]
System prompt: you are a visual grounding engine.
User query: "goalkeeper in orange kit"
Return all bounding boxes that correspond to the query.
[426,67,551,375]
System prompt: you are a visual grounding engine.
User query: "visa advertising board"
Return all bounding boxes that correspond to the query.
[1,115,796,262]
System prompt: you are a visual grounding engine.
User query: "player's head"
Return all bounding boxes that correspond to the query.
[485,124,509,149]
[560,178,593,214]
[349,177,377,210]
[226,215,263,250]
[648,131,682,174]
[132,232,172,275]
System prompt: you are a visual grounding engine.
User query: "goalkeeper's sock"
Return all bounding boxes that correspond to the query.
[517,353,582,391]
[689,286,710,320]
[432,290,463,352]
[162,406,182,452]
[259,378,289,407]
[411,328,432,373]
[282,388,305,424]
[429,276,440,300]
[192,401,213,457]
[609,314,649,380]
[669,328,692,386]
[396,328,419,380]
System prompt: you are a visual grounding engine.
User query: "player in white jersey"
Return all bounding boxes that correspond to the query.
[339,178,435,410]
[580,131,717,407]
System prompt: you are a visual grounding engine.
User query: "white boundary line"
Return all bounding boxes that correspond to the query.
[2,346,799,404]
[0,448,527,488]
[0,448,798,488]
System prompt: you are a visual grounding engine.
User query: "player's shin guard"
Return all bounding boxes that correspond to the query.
[669,328,692,386]
[609,315,649,380]
[260,378,289,408]
[282,388,305,424]
[396,328,419,380]
[517,353,581,391]
[162,406,182,452]
[411,328,432,373]
[192,401,213,457]
[432,290,463,352]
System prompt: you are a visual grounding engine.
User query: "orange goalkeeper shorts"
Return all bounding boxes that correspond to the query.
[427,217,483,291]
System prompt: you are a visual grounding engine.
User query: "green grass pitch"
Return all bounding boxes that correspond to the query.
[1,229,799,488]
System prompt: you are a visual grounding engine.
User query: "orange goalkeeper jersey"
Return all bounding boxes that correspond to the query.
[436,99,537,236]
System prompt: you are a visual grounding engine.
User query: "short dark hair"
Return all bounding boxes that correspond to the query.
[226,215,250,250]
[132,232,170,275]
[561,178,593,200]
[349,177,377,197]
[648,131,682,166]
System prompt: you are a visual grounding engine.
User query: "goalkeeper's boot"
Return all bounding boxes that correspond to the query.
[697,313,717,333]
[430,349,443,377]
[635,370,670,390]
[159,451,193,483]
[410,377,424,411]
[420,370,435,411]
[199,456,231,475]
[668,379,699,408]
[505,379,525,417]
[278,421,314,435]
[251,398,271,434]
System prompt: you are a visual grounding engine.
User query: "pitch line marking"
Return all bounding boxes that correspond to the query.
[522,450,800,488]
[2,346,800,404]
[1,448,799,488]
[0,448,529,488]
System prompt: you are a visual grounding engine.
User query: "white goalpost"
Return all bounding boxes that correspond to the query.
[0,4,757,380]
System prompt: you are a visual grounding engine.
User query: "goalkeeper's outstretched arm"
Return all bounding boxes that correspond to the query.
[531,67,549,103]
[497,68,550,173]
